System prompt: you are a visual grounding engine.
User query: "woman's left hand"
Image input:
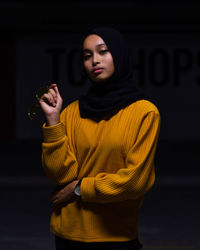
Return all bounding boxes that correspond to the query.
[50,180,79,208]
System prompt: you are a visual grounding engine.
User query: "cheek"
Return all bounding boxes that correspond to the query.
[83,61,90,73]
[106,56,115,74]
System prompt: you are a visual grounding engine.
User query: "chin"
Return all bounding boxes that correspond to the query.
[91,75,110,83]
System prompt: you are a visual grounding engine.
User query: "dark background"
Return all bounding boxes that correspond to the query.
[1,0,200,175]
[0,1,199,250]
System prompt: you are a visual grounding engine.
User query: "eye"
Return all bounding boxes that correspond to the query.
[100,49,109,55]
[83,53,92,60]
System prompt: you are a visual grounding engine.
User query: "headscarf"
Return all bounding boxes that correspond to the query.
[79,27,145,120]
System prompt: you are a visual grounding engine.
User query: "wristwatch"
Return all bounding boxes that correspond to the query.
[74,179,82,199]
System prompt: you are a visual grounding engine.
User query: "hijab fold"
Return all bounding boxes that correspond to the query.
[79,27,145,120]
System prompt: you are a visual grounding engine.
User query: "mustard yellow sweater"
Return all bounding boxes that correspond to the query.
[42,99,160,242]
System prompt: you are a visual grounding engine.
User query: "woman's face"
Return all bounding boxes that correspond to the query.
[83,34,115,83]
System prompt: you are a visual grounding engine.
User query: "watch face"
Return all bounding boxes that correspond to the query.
[74,184,81,197]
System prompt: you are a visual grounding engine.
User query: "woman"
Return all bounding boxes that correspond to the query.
[40,27,160,250]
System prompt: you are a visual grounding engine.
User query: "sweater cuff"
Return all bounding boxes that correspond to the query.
[43,122,66,142]
[81,177,96,202]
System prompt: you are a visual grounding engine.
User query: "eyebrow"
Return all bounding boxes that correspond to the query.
[96,43,106,47]
[83,43,106,52]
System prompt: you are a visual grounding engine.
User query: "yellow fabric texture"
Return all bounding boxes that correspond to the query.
[42,99,161,242]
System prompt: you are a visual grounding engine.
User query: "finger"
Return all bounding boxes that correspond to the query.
[40,93,50,103]
[50,193,59,202]
[49,83,58,93]
[50,186,62,199]
[53,202,63,210]
[49,88,56,96]
[52,196,66,206]
[49,83,57,89]
[52,198,58,204]
[41,93,54,107]
[46,93,54,106]
[48,84,62,102]
[53,84,61,98]
[50,189,63,202]
[49,88,57,103]
[51,197,60,205]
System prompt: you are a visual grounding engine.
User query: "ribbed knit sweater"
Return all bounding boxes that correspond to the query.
[42,99,160,242]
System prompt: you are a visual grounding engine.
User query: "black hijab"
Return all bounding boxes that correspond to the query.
[79,27,145,120]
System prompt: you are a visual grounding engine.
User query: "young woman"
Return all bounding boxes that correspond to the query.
[40,27,161,250]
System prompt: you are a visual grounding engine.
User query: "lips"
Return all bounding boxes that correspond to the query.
[93,67,104,74]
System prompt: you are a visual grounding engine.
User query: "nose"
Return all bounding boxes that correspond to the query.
[92,53,100,66]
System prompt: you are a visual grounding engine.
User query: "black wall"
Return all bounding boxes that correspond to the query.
[1,1,200,175]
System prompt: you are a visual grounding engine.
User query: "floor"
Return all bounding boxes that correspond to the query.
[0,140,199,250]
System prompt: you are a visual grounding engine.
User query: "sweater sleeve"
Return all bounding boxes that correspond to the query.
[81,110,160,203]
[41,108,79,185]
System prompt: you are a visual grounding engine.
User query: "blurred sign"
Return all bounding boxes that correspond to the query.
[16,33,200,140]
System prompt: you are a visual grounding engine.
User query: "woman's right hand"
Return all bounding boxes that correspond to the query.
[39,83,63,126]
